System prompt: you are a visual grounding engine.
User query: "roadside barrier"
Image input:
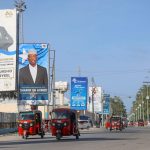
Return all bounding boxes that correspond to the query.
[0,112,17,129]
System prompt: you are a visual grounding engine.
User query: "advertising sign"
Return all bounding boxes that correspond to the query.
[70,77,88,110]
[0,9,17,91]
[88,87,102,113]
[19,43,49,105]
[103,94,110,114]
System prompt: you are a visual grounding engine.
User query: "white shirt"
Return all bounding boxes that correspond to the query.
[29,64,37,83]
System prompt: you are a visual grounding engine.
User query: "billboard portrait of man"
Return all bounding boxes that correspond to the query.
[19,49,48,87]
[0,26,14,51]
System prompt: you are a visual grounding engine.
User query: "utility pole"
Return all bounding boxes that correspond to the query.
[91,77,96,125]
[49,50,56,109]
[15,0,26,112]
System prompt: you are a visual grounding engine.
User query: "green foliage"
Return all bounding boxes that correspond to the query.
[110,96,126,117]
[131,85,150,121]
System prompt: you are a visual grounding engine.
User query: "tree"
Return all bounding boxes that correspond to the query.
[110,96,126,117]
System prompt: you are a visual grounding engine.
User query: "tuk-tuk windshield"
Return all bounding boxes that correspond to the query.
[19,112,34,120]
[51,111,69,119]
[111,117,121,122]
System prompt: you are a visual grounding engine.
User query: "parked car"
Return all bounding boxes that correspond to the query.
[138,119,144,126]
[78,119,91,129]
[78,115,92,129]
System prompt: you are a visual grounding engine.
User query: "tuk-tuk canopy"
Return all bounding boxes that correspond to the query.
[110,116,122,122]
[51,108,77,120]
[19,110,42,121]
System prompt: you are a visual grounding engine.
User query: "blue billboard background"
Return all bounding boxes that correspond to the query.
[19,43,48,70]
[103,94,110,114]
[70,77,88,110]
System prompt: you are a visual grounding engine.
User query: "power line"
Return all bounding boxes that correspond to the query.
[56,68,150,75]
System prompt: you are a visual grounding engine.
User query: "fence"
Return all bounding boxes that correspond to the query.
[0,112,17,129]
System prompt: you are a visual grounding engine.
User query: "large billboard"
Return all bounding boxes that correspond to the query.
[0,9,17,91]
[19,43,49,105]
[70,77,88,110]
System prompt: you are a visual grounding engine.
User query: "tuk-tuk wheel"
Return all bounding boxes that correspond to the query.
[23,135,28,139]
[41,133,44,139]
[56,133,61,140]
[76,134,79,140]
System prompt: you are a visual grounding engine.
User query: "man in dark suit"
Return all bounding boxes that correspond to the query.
[0,26,13,51]
[19,49,48,87]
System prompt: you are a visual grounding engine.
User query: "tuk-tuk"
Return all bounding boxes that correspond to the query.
[110,116,123,131]
[18,110,45,139]
[50,108,80,140]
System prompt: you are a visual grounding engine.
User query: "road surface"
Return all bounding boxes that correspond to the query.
[0,127,150,150]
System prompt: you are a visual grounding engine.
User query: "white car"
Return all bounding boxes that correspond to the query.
[78,119,91,129]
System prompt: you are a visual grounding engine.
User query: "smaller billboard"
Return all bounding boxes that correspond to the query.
[70,77,88,110]
[88,87,102,113]
[103,94,110,114]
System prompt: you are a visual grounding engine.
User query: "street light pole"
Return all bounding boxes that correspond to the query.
[139,90,144,121]
[15,0,26,42]
[138,107,140,120]
[139,104,141,119]
[135,108,138,121]
[143,82,150,123]
[140,90,145,121]
[146,84,149,122]
[142,100,144,120]
[15,0,26,112]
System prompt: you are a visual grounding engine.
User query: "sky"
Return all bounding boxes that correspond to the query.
[1,0,150,112]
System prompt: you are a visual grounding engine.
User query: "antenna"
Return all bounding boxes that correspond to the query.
[78,66,81,77]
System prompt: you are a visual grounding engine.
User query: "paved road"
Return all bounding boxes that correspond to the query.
[0,127,150,150]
